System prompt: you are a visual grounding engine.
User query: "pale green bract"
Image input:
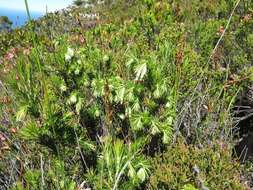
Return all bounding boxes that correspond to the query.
[134,62,147,81]
[16,105,29,121]
[60,84,67,92]
[137,168,147,182]
[65,47,74,62]
[68,93,77,104]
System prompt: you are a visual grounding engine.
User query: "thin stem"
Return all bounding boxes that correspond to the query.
[40,154,45,188]
[74,126,89,170]
[208,0,241,63]
[23,0,48,120]
[24,0,31,21]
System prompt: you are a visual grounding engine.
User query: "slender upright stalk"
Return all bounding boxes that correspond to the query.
[23,0,42,72]
[24,0,31,21]
[23,0,57,157]
[208,0,242,63]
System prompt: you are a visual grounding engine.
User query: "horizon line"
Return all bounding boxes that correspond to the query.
[0,7,46,14]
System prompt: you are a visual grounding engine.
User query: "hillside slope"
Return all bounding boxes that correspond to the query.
[0,0,253,189]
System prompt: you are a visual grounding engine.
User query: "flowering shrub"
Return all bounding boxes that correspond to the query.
[0,0,252,189]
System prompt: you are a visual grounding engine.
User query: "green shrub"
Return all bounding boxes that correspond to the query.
[147,139,248,190]
[11,160,76,190]
[0,0,253,189]
[86,137,150,189]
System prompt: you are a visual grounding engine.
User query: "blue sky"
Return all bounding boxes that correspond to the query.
[0,0,73,13]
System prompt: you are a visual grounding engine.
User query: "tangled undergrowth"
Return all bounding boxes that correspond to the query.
[148,138,246,190]
[0,0,253,189]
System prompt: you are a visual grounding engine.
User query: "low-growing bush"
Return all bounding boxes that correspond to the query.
[147,139,248,190]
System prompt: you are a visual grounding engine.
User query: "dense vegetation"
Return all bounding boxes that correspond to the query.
[0,0,253,189]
